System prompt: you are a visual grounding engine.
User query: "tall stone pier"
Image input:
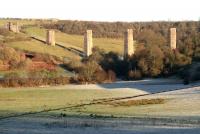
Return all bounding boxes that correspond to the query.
[84,30,93,57]
[124,29,134,57]
[170,28,176,50]
[6,22,20,33]
[15,23,20,33]
[7,22,12,31]
[46,30,55,46]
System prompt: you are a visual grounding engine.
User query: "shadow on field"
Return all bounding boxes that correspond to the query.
[1,116,200,134]
[97,79,199,93]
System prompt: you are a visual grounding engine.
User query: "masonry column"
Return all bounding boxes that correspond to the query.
[170,28,176,50]
[7,22,12,31]
[6,22,20,33]
[84,30,93,57]
[15,22,20,33]
[124,29,134,58]
[46,30,55,46]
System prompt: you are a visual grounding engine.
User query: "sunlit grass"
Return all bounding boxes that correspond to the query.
[1,86,200,118]
[0,87,140,117]
[23,26,124,55]
[5,40,80,60]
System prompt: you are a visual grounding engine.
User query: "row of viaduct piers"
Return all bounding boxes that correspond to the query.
[46,28,176,57]
[6,22,177,58]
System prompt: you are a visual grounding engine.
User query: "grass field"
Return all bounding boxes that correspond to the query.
[0,21,80,60]
[1,31,80,60]
[0,87,142,117]
[5,39,80,60]
[1,21,124,59]
[23,26,124,55]
[0,84,200,118]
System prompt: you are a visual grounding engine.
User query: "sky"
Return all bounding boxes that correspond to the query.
[0,0,199,22]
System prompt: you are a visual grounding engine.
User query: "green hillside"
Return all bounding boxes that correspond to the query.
[23,26,124,55]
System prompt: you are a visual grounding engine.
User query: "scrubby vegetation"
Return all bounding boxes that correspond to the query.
[0,28,30,43]
[179,63,200,84]
[0,19,200,86]
[64,49,116,84]
[105,98,165,107]
[64,46,192,83]
[2,42,192,86]
[0,45,72,87]
[0,71,70,87]
[0,45,60,70]
[0,45,26,69]
[43,20,200,83]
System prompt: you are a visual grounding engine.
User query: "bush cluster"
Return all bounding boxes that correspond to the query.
[0,77,70,87]
[0,28,10,36]
[78,46,191,81]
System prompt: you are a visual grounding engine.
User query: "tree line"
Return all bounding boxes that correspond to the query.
[43,20,200,83]
[42,20,200,61]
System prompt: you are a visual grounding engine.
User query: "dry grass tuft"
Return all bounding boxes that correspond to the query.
[106,98,165,107]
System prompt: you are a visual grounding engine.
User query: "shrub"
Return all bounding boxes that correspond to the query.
[0,76,70,87]
[0,46,21,69]
[17,59,32,70]
[94,69,107,83]
[4,72,21,79]
[0,28,10,36]
[78,60,100,83]
[3,72,22,87]
[174,51,192,67]
[100,51,124,76]
[107,70,116,82]
[128,70,142,80]
[64,59,83,72]
[28,69,60,79]
[183,77,190,85]
[191,66,200,81]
